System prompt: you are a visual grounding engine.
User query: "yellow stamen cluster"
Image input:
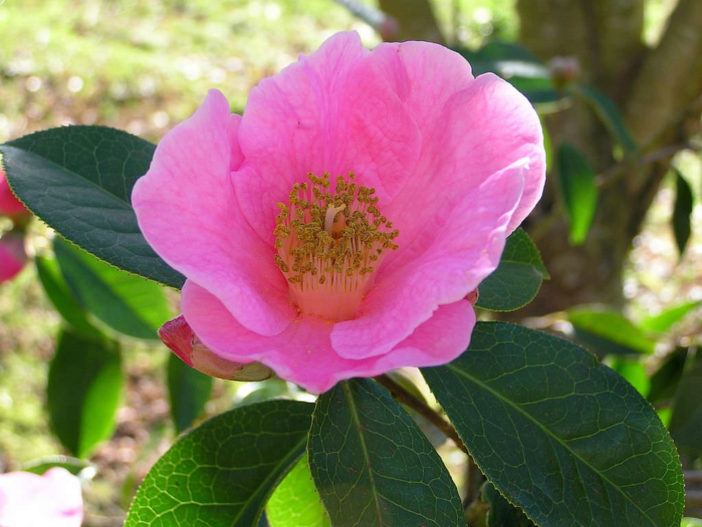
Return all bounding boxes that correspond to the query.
[274,172,399,301]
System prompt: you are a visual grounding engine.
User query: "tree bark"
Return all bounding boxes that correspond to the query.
[516,0,702,314]
[378,0,444,43]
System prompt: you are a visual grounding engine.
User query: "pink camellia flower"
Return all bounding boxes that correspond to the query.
[0,468,83,527]
[0,230,27,283]
[0,170,30,221]
[132,32,545,393]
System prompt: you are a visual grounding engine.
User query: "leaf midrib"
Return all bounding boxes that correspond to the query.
[343,382,385,527]
[446,361,656,525]
[1,143,134,208]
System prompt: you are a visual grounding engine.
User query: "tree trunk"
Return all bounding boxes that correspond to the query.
[378,0,445,43]
[516,0,702,314]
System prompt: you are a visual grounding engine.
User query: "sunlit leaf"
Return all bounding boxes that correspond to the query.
[35,254,101,338]
[556,142,598,244]
[267,455,330,527]
[48,329,123,458]
[568,308,655,356]
[125,400,313,527]
[53,237,172,340]
[422,322,684,527]
[640,300,701,334]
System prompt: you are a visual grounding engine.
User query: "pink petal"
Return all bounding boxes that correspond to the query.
[0,468,83,527]
[331,160,526,359]
[132,90,296,335]
[385,72,545,246]
[366,40,473,133]
[234,31,422,241]
[0,170,30,220]
[0,231,26,283]
[182,281,475,393]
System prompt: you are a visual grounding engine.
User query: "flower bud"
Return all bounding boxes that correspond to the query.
[159,315,273,381]
[0,231,27,283]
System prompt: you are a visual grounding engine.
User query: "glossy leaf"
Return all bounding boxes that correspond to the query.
[640,300,701,334]
[575,86,637,154]
[125,400,313,527]
[308,379,464,527]
[0,126,184,288]
[267,455,330,527]
[422,322,684,527]
[609,357,650,397]
[167,353,213,433]
[669,351,702,455]
[477,228,549,311]
[556,142,598,244]
[672,168,694,257]
[54,237,172,340]
[35,254,101,337]
[47,329,123,458]
[568,308,655,356]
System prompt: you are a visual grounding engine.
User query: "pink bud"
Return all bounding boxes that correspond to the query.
[465,289,479,305]
[0,231,27,283]
[159,315,273,381]
[0,170,30,221]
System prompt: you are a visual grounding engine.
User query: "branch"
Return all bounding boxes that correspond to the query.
[623,0,702,147]
[375,374,469,456]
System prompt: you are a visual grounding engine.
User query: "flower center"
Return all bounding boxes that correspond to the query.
[274,173,399,321]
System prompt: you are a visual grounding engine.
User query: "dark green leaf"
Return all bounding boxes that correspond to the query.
[1,126,184,288]
[48,329,123,458]
[308,379,464,527]
[575,86,637,154]
[422,322,684,527]
[125,400,313,527]
[483,482,535,527]
[647,347,689,404]
[669,350,702,455]
[672,168,694,257]
[640,301,701,334]
[54,237,172,340]
[35,254,101,337]
[568,308,655,356]
[477,228,548,311]
[167,353,213,433]
[556,142,598,244]
[267,455,330,527]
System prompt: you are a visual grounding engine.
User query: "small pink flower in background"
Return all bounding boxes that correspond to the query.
[133,31,545,393]
[0,170,30,221]
[0,468,83,527]
[0,231,27,283]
